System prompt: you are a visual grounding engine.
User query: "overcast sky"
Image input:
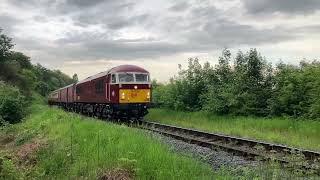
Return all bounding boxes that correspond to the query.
[1,0,319,82]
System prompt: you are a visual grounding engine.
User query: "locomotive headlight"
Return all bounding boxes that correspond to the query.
[121,92,125,100]
[147,91,150,99]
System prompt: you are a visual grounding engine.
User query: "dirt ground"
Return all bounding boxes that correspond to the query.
[98,168,134,180]
[0,134,43,167]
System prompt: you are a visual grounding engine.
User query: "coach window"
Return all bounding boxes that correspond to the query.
[53,92,58,98]
[95,80,104,94]
[76,86,81,95]
[111,74,116,83]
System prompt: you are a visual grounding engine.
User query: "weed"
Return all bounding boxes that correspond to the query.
[0,156,22,180]
[15,130,35,146]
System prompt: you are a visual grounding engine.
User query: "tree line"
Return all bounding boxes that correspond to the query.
[0,28,76,124]
[152,49,320,119]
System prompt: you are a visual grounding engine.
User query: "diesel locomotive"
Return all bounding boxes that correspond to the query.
[48,65,151,120]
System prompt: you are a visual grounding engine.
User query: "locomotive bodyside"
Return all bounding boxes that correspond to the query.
[75,75,108,103]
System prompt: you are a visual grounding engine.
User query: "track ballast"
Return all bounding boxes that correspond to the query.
[138,120,320,174]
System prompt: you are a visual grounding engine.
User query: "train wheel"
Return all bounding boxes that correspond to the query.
[101,107,108,119]
[95,105,102,118]
[88,105,94,117]
[107,106,114,121]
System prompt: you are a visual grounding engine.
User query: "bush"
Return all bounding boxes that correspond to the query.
[0,82,26,124]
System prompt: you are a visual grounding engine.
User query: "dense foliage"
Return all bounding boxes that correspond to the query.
[0,82,26,124]
[0,28,74,123]
[152,49,320,119]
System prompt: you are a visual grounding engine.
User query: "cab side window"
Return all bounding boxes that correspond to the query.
[95,80,104,94]
[111,74,116,83]
[76,86,81,95]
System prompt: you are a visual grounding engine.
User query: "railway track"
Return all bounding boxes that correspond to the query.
[138,120,320,174]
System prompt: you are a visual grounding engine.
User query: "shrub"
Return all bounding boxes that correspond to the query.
[0,82,26,124]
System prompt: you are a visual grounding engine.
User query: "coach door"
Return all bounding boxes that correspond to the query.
[106,74,110,101]
[109,74,118,102]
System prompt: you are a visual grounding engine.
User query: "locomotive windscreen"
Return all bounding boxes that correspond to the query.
[119,73,134,82]
[135,74,149,82]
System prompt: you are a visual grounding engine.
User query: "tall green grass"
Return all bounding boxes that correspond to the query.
[1,103,229,179]
[146,109,320,151]
[2,101,316,179]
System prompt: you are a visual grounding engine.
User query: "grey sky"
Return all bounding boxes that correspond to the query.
[1,0,319,81]
[243,0,320,15]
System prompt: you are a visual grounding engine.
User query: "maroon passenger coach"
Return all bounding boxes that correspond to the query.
[48,65,151,120]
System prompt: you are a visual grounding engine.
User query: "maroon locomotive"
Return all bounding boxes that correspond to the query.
[48,65,151,120]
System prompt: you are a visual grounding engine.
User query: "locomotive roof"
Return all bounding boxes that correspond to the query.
[108,64,149,74]
[77,65,149,84]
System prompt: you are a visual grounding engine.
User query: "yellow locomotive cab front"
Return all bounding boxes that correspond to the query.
[119,89,150,103]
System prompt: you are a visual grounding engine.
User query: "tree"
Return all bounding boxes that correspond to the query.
[202,61,217,90]
[237,49,272,116]
[216,48,232,84]
[35,81,50,96]
[72,73,78,83]
[10,51,32,69]
[172,58,206,111]
[232,51,248,115]
[201,49,234,114]
[270,61,320,118]
[0,28,14,62]
[152,48,320,120]
[151,80,167,107]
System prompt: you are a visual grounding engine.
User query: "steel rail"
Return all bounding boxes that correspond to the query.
[138,120,320,173]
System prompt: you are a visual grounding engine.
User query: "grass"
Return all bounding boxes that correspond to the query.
[1,100,316,179]
[145,108,320,151]
[0,101,236,179]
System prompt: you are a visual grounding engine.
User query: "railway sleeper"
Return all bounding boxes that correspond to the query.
[142,125,320,175]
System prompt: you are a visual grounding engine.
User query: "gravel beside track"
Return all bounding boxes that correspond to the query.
[147,131,260,170]
[139,120,320,174]
[146,131,319,179]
